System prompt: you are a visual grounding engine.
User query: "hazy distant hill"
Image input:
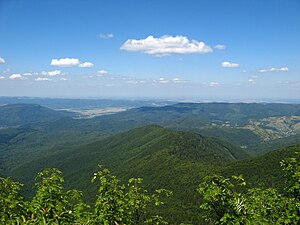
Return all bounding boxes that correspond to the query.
[23,102,300,131]
[0,104,75,126]
[23,102,300,152]
[0,97,176,109]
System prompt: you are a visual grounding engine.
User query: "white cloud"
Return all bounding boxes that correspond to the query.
[41,70,62,76]
[51,58,80,67]
[60,78,68,81]
[99,33,114,39]
[23,72,32,76]
[127,80,145,84]
[207,81,220,87]
[0,57,5,64]
[158,78,170,83]
[248,79,256,84]
[78,62,94,68]
[120,35,213,56]
[0,76,5,80]
[9,74,25,80]
[222,61,240,68]
[257,67,288,73]
[97,70,108,75]
[214,44,226,50]
[172,77,187,83]
[35,77,51,81]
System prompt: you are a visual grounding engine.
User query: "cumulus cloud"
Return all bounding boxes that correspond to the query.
[60,78,68,81]
[35,77,51,81]
[41,70,62,76]
[222,61,240,68]
[78,62,94,68]
[0,76,5,80]
[120,35,213,56]
[257,67,288,73]
[9,74,25,79]
[0,57,5,64]
[214,44,226,50]
[99,33,114,39]
[97,70,108,75]
[51,58,80,67]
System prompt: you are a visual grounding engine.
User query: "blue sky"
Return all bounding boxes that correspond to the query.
[0,0,299,100]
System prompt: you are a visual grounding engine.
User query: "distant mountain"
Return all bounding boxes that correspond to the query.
[0,104,75,126]
[0,96,176,109]
[24,102,300,152]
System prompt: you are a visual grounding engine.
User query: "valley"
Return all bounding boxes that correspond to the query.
[0,101,300,224]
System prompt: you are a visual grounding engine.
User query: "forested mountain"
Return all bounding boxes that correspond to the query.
[1,102,300,224]
[0,104,74,126]
[22,102,300,154]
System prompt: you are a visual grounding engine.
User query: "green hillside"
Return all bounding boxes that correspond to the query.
[8,125,247,224]
[222,144,300,192]
[0,127,103,175]
[0,104,75,126]
[1,124,299,224]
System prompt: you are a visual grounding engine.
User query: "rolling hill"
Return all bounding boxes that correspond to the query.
[0,104,75,126]
[1,124,299,224]
[23,102,300,154]
[8,125,247,224]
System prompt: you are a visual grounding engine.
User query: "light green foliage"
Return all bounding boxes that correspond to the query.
[198,154,300,224]
[92,166,171,225]
[281,152,300,200]
[29,168,88,224]
[0,166,171,225]
[0,177,26,224]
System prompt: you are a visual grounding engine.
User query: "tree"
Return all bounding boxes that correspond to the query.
[198,154,300,224]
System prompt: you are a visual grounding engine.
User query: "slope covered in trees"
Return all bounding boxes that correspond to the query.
[1,149,299,224]
[4,126,300,224]
[0,104,74,127]
[1,103,300,223]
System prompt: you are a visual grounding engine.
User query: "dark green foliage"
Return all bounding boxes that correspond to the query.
[198,154,300,224]
[92,166,171,225]
[4,127,300,224]
[0,104,74,126]
[0,177,26,224]
[222,145,300,191]
[6,126,236,224]
[29,168,87,224]
[0,167,170,225]
[248,134,300,155]
[1,152,300,224]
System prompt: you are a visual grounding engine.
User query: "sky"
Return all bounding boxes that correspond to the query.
[0,0,299,101]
